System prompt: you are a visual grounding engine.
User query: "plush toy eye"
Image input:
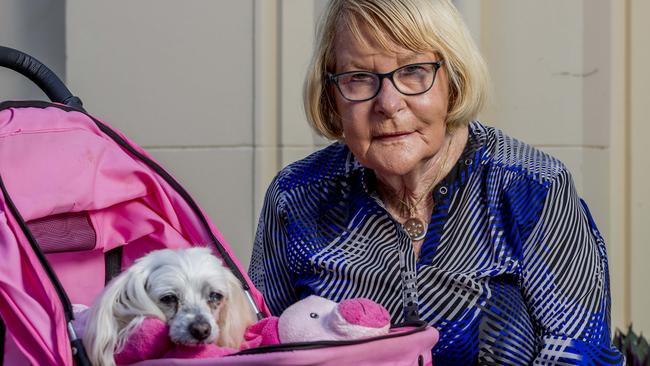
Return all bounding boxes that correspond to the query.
[160,294,178,304]
[310,312,319,319]
[209,292,223,303]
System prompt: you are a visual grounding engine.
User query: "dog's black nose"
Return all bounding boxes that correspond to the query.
[189,320,211,341]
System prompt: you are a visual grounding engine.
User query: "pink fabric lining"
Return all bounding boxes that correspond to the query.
[132,325,437,366]
[0,204,71,365]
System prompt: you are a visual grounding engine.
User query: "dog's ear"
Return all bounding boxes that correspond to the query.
[83,255,164,366]
[217,270,257,349]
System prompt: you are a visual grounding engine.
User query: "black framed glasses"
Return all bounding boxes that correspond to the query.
[327,60,444,102]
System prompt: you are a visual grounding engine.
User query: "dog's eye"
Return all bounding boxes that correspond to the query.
[160,294,178,304]
[208,292,223,302]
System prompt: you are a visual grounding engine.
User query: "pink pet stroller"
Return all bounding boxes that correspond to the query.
[0,46,438,366]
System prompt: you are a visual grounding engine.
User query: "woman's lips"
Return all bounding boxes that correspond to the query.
[374,131,413,141]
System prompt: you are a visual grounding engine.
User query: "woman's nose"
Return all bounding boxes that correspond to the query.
[373,78,405,116]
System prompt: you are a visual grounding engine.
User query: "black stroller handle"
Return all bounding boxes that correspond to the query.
[0,46,84,110]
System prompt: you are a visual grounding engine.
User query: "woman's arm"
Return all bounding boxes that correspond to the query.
[248,177,299,316]
[521,170,624,365]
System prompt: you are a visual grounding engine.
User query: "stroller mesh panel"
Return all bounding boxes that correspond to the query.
[26,211,96,253]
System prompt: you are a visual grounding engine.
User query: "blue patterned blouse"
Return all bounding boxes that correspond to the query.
[249,121,623,365]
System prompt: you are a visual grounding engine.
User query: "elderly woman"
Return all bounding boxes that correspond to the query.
[249,0,623,364]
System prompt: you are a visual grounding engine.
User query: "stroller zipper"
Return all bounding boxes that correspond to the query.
[234,321,429,355]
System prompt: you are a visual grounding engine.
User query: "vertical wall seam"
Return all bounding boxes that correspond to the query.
[252,0,281,234]
[623,0,631,327]
[252,0,258,238]
[277,0,284,159]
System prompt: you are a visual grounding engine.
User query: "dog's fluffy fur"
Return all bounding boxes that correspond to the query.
[83,247,255,366]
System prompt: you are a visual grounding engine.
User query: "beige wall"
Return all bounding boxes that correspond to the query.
[1,0,647,335]
[0,0,65,101]
[468,0,648,334]
[478,0,620,324]
[65,0,256,264]
[253,0,330,222]
[629,0,650,335]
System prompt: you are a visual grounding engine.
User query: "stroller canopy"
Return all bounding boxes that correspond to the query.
[0,102,268,365]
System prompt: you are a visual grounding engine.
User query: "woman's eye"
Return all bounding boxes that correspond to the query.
[160,294,178,304]
[209,292,223,302]
[348,73,375,83]
[400,65,426,75]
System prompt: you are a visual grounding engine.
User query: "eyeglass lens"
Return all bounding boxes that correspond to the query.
[334,62,439,101]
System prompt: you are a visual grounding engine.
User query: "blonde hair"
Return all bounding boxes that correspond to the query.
[303,0,489,140]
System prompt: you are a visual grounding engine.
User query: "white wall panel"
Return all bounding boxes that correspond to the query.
[66,0,254,147]
[629,0,650,335]
[480,0,584,146]
[150,148,254,266]
[0,0,65,101]
[66,0,257,266]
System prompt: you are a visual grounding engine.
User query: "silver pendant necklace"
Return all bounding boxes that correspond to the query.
[403,217,427,240]
[387,131,455,241]
[397,188,434,241]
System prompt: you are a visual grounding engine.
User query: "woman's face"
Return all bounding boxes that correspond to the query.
[332,23,450,177]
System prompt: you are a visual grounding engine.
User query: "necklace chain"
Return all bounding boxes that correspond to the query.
[381,130,455,240]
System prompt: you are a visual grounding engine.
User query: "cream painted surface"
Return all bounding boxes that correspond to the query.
[253,146,280,227]
[253,0,281,226]
[452,0,481,48]
[480,0,584,147]
[280,0,318,147]
[281,146,324,168]
[476,0,633,331]
[279,0,329,156]
[278,0,312,149]
[608,0,629,331]
[538,147,586,194]
[478,0,609,243]
[541,147,611,240]
[629,0,650,334]
[150,148,254,265]
[253,0,329,226]
[583,0,611,148]
[66,0,257,267]
[66,0,254,147]
[580,148,611,240]
[0,0,65,101]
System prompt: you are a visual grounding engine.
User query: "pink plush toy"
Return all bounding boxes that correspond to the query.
[114,317,236,365]
[243,295,391,348]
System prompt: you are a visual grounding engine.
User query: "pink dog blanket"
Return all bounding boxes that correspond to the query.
[114,318,235,365]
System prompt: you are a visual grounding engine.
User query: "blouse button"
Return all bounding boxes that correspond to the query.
[439,186,448,195]
[464,159,473,166]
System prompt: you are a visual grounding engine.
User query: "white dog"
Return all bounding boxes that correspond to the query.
[82,247,256,366]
